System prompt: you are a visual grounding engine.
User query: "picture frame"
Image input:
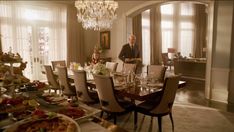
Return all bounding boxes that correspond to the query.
[100,31,110,49]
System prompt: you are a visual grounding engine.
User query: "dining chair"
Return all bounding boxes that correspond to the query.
[147,65,167,83]
[105,62,118,72]
[94,74,135,124]
[161,53,173,70]
[44,65,61,94]
[51,60,66,71]
[73,70,98,104]
[122,63,137,74]
[134,75,180,132]
[56,66,76,100]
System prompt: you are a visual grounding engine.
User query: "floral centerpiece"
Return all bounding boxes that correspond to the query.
[91,63,109,76]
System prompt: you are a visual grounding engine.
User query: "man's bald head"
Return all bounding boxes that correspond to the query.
[128,34,136,46]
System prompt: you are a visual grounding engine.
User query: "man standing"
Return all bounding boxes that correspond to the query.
[118,34,140,63]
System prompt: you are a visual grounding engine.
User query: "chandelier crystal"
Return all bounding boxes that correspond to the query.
[75,0,118,31]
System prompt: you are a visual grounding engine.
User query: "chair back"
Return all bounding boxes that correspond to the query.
[94,75,125,113]
[57,66,75,95]
[150,75,180,114]
[161,53,170,66]
[51,60,66,71]
[44,65,60,89]
[106,62,118,72]
[147,65,167,82]
[73,70,94,103]
[122,63,137,73]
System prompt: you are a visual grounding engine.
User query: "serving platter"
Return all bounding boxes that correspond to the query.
[3,113,81,132]
[56,103,101,122]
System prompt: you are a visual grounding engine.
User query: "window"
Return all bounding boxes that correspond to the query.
[161,3,194,57]
[0,2,67,80]
[141,9,150,65]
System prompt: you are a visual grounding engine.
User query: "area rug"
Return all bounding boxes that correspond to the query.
[115,103,234,132]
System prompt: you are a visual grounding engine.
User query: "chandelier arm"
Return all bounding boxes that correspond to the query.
[75,0,118,30]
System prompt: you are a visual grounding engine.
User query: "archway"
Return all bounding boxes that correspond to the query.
[124,0,214,100]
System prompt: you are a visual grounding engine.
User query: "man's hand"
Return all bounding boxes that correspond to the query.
[125,58,142,63]
[125,58,132,62]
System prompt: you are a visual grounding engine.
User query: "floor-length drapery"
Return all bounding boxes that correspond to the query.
[132,14,142,58]
[150,6,162,65]
[193,4,207,58]
[67,4,85,66]
[0,1,67,80]
[0,33,2,52]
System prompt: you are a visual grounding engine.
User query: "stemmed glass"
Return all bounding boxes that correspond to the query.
[138,72,147,87]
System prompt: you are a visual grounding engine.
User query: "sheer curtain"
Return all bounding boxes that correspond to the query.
[0,1,67,79]
[161,3,195,57]
[142,10,150,65]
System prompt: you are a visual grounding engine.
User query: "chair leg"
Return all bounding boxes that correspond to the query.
[113,114,117,124]
[157,116,162,132]
[100,111,104,118]
[169,112,174,132]
[134,111,137,129]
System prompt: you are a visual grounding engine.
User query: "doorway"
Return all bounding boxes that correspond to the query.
[0,3,67,80]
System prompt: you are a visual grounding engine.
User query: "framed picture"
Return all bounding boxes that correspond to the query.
[100,31,110,49]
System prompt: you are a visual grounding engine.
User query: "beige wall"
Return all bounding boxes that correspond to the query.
[210,0,233,103]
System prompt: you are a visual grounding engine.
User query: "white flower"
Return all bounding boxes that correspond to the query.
[92,63,109,75]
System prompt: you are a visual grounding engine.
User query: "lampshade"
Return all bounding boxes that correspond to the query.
[168,48,176,53]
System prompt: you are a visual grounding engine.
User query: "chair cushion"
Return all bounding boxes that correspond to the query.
[63,85,76,96]
[89,90,99,100]
[118,99,135,112]
[136,95,161,114]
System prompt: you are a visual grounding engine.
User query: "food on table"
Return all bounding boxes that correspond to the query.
[0,97,37,113]
[58,107,85,119]
[1,97,23,105]
[16,117,77,132]
[3,74,30,86]
[39,94,66,104]
[32,80,46,89]
[0,52,22,62]
[5,111,78,132]
[12,110,32,121]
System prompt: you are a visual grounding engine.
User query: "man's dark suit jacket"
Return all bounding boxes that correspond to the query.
[118,43,140,62]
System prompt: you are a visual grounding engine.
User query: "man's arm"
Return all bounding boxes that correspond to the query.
[118,46,125,62]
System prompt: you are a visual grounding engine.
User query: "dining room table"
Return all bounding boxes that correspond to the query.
[51,69,187,102]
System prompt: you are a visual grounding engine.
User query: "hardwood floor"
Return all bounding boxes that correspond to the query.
[175,78,234,113]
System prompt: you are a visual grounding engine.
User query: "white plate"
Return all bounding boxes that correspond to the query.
[3,113,81,132]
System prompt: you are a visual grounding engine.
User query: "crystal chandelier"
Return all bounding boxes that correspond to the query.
[75,0,118,31]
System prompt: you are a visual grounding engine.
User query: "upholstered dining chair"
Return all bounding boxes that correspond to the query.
[105,62,118,72]
[44,65,61,94]
[56,66,76,100]
[161,53,173,70]
[147,65,167,83]
[122,63,137,74]
[94,74,135,124]
[51,60,66,71]
[134,75,180,132]
[73,70,98,104]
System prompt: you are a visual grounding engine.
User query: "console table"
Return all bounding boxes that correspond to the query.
[173,59,206,80]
